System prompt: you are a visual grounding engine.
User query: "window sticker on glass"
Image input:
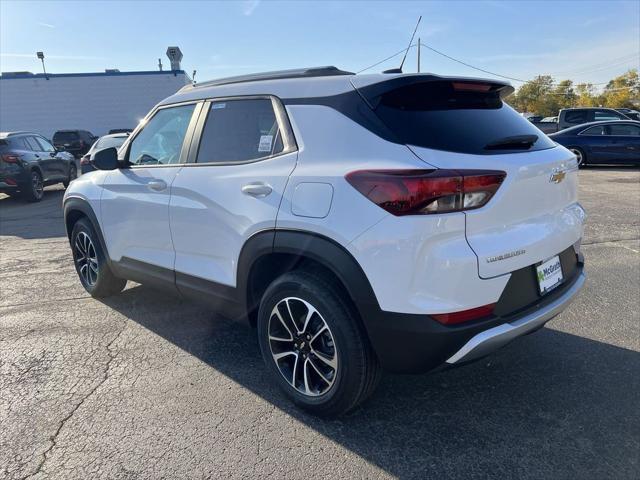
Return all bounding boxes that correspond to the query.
[212,103,226,109]
[258,135,273,153]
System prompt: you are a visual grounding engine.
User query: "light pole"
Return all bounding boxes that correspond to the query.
[36,51,49,80]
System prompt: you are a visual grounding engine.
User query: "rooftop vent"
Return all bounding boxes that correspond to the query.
[166,46,183,71]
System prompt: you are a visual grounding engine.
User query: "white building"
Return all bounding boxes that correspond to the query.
[0,69,190,138]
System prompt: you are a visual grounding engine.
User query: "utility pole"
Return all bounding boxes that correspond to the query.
[417,38,421,73]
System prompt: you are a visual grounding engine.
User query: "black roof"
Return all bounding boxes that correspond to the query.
[191,66,354,89]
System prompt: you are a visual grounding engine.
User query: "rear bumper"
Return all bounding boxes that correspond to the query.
[0,181,19,191]
[446,271,585,364]
[364,254,585,373]
[0,171,29,192]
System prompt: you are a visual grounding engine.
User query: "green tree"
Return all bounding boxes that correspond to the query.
[601,69,639,108]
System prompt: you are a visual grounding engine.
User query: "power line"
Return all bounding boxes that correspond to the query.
[545,53,639,76]
[418,42,625,87]
[356,42,637,91]
[356,44,416,74]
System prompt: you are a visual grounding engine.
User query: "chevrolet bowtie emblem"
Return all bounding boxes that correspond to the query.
[550,168,566,184]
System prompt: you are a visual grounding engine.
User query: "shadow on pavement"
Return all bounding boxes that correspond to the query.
[0,189,67,239]
[101,284,640,479]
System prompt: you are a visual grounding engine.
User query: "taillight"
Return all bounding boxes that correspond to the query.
[1,153,20,164]
[345,169,505,216]
[5,177,17,186]
[432,303,496,325]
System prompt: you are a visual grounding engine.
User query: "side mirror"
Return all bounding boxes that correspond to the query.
[92,147,119,170]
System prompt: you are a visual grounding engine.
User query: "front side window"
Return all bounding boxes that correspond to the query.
[196,98,284,164]
[128,104,196,166]
[35,136,56,152]
[607,124,640,136]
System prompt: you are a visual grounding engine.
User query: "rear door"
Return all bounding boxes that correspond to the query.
[100,102,200,273]
[578,124,610,162]
[169,96,297,291]
[352,77,583,278]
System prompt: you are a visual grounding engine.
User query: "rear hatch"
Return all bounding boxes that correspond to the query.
[352,74,583,278]
[53,131,80,150]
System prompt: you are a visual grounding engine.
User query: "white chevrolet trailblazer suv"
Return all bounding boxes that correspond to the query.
[64,67,586,416]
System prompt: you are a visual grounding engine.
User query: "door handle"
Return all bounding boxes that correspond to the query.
[242,182,272,198]
[147,179,167,191]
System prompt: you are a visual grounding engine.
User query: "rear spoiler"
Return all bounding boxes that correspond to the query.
[350,74,514,109]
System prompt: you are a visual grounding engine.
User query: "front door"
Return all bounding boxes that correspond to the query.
[100,102,200,275]
[169,97,297,292]
[35,135,66,179]
[25,136,56,181]
[606,123,640,163]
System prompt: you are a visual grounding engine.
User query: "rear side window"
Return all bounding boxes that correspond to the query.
[594,110,623,121]
[371,81,555,155]
[9,137,30,150]
[581,125,606,135]
[24,137,42,151]
[608,124,640,136]
[564,111,588,124]
[196,98,284,163]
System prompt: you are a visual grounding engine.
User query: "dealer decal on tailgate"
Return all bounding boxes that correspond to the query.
[536,255,564,294]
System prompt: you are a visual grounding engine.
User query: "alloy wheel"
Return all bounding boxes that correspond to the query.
[570,148,583,166]
[74,231,98,286]
[32,172,44,199]
[268,297,338,397]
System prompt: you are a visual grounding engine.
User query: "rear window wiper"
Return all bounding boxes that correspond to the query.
[484,134,538,151]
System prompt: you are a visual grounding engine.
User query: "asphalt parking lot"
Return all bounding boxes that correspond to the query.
[1,168,638,479]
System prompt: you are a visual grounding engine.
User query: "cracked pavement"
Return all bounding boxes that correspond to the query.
[1,167,639,479]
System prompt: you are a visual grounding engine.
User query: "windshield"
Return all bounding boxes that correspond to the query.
[371,81,556,155]
[95,136,126,150]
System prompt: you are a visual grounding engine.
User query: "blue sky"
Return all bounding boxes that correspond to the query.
[1,0,638,89]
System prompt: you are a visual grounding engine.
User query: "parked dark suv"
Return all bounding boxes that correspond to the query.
[0,131,77,202]
[52,130,97,158]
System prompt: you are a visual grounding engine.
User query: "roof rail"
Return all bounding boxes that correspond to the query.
[185,66,354,90]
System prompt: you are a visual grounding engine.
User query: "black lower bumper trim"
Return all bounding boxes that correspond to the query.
[365,254,584,374]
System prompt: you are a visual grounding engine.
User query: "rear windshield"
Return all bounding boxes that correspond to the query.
[372,81,556,155]
[53,132,79,143]
[95,136,126,150]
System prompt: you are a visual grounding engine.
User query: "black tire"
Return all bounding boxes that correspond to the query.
[23,170,44,202]
[569,147,586,167]
[71,218,126,298]
[257,270,380,417]
[63,163,77,188]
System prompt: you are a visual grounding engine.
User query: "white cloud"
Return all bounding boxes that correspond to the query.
[37,22,55,28]
[242,0,260,16]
